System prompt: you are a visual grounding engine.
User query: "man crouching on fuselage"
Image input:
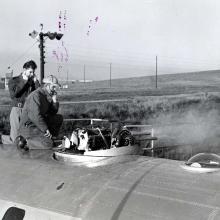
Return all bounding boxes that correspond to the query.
[16,75,63,151]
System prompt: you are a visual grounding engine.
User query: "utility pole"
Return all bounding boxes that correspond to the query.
[156,55,158,88]
[66,69,69,85]
[29,30,63,84]
[109,63,112,87]
[39,33,45,84]
[84,64,86,83]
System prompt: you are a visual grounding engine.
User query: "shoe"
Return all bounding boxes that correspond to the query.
[15,136,29,152]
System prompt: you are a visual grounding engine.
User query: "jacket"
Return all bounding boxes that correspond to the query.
[19,87,59,133]
[8,74,40,107]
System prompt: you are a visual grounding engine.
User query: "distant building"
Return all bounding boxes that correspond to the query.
[1,71,13,90]
[78,79,93,83]
[62,84,69,89]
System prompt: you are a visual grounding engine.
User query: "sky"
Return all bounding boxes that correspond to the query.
[0,0,220,80]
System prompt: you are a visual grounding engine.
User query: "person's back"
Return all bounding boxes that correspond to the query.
[20,87,59,132]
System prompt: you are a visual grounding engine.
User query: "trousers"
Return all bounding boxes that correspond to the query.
[18,114,63,149]
[2,107,22,144]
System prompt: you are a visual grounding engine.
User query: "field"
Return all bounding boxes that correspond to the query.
[1,70,220,160]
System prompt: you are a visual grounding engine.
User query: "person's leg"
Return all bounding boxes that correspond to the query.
[2,107,22,144]
[10,107,22,142]
[46,114,63,137]
[19,126,53,150]
[27,136,53,150]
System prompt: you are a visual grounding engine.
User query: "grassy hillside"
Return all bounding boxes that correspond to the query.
[1,69,220,103]
[55,70,220,104]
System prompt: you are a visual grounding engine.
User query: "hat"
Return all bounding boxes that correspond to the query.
[43,75,61,87]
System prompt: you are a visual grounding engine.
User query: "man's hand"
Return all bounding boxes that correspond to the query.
[33,75,38,82]
[23,74,29,81]
[52,94,57,103]
[44,129,52,139]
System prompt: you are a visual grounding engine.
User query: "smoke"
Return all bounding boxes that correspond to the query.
[151,108,220,154]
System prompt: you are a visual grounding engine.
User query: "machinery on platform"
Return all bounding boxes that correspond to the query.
[53,118,158,164]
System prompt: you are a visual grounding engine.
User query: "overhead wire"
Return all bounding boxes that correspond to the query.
[51,41,220,64]
[45,44,220,70]
[7,40,39,70]
[44,41,220,81]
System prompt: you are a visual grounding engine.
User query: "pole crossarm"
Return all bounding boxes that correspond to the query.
[29,29,63,84]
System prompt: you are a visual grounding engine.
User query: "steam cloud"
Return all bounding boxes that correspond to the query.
[151,109,220,154]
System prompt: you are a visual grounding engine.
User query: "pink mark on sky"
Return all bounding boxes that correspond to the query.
[52,50,59,61]
[86,16,99,36]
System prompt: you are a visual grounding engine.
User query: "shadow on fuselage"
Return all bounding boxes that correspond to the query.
[0,144,55,163]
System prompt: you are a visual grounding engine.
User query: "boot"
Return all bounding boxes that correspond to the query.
[15,136,29,152]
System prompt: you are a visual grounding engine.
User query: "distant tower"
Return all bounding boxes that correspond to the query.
[5,69,13,90]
